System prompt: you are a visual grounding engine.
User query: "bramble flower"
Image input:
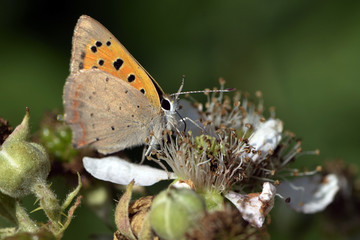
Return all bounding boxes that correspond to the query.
[84,80,339,232]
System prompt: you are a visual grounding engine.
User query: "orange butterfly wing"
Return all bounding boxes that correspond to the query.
[70,15,162,109]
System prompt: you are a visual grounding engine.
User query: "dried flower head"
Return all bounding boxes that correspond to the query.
[151,80,292,194]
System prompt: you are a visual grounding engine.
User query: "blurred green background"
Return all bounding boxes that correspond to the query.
[1,0,360,239]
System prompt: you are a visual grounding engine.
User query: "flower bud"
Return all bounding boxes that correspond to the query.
[150,188,205,240]
[39,116,77,162]
[199,190,224,212]
[0,110,50,198]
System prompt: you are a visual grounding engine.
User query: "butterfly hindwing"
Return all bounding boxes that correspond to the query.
[63,69,160,154]
[70,15,162,109]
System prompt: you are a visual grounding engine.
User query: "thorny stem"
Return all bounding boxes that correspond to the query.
[31,179,62,231]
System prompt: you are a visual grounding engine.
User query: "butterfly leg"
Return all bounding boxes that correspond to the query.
[143,136,158,158]
[178,117,206,134]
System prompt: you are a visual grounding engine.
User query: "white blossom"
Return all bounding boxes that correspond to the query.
[245,119,283,163]
[277,174,339,213]
[83,156,176,186]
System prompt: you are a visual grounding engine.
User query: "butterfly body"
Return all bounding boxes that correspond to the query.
[63,15,175,154]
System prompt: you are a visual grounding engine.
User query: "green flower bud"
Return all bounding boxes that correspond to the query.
[199,190,224,212]
[0,110,50,198]
[39,123,77,162]
[150,188,205,240]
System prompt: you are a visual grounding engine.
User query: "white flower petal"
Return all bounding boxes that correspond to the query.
[247,119,283,163]
[225,182,276,228]
[83,156,176,186]
[277,174,339,213]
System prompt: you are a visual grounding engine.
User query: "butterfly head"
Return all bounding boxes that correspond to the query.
[159,77,186,118]
[160,95,178,123]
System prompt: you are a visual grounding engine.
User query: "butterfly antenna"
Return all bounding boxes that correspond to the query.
[173,75,186,100]
[171,88,235,97]
[172,75,235,98]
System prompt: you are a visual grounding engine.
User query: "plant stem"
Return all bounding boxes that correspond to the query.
[31,179,62,230]
[15,201,38,233]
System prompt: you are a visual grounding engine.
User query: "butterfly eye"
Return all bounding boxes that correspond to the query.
[161,98,171,111]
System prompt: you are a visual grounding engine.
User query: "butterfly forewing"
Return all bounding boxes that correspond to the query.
[70,15,162,109]
[63,69,160,154]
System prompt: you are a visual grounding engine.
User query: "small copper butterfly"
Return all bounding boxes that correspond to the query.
[63,15,177,154]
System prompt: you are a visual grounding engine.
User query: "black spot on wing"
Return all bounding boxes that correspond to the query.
[127,74,135,82]
[95,41,102,47]
[91,46,97,53]
[80,51,86,59]
[113,58,124,70]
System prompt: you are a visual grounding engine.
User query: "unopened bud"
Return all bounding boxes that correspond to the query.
[0,110,50,198]
[150,188,205,240]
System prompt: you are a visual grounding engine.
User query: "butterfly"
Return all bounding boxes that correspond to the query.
[63,15,178,155]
